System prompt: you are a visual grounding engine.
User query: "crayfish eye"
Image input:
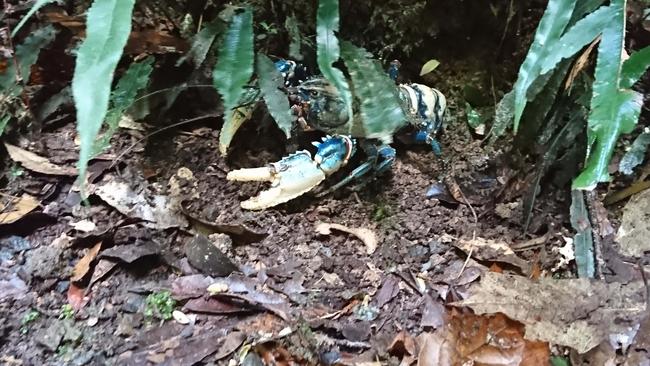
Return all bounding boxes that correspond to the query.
[310,90,319,97]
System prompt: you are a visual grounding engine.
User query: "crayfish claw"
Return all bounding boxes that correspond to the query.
[227,151,327,210]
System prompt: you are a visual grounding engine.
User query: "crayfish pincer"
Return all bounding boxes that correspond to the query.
[227,60,447,210]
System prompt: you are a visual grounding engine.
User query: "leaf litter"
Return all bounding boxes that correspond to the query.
[452,272,646,353]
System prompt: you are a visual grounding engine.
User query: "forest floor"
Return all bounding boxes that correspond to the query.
[2,12,650,366]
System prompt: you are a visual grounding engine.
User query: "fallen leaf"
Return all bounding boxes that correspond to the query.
[93,178,187,229]
[183,297,246,314]
[89,259,118,287]
[388,330,417,360]
[67,283,90,311]
[315,222,377,254]
[171,275,215,301]
[420,59,440,76]
[99,241,161,263]
[0,193,39,224]
[421,294,446,329]
[452,272,646,353]
[216,288,292,321]
[71,241,102,282]
[455,237,530,272]
[417,330,454,366]
[4,143,77,175]
[213,331,246,360]
[374,275,400,308]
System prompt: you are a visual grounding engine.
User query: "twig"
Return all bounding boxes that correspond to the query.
[110,114,219,169]
[452,177,478,280]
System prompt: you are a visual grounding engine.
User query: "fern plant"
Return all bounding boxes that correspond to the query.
[213,0,405,154]
[497,0,650,191]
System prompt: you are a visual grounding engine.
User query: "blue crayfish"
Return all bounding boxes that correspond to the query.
[227,60,447,210]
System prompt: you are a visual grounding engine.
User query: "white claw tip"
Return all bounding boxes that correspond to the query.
[226,167,273,182]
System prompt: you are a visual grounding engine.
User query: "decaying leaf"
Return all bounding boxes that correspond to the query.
[454,237,530,272]
[4,143,78,176]
[92,178,187,229]
[452,272,646,353]
[71,241,102,282]
[616,188,650,257]
[0,193,40,224]
[315,222,377,254]
[417,330,454,366]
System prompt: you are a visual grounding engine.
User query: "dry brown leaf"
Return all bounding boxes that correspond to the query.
[92,178,187,229]
[4,143,78,176]
[417,331,454,366]
[455,237,530,272]
[565,37,600,90]
[71,241,102,282]
[315,222,377,254]
[0,193,39,224]
[452,272,646,353]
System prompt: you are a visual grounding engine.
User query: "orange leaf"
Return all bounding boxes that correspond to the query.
[71,241,102,282]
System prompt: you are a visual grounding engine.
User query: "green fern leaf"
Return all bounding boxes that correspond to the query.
[573,0,643,189]
[340,41,406,141]
[95,57,154,154]
[176,19,224,68]
[619,131,650,175]
[11,0,57,37]
[213,8,254,155]
[316,0,353,125]
[512,0,576,132]
[620,46,650,89]
[1,25,57,92]
[73,0,135,188]
[256,54,293,138]
[539,5,615,75]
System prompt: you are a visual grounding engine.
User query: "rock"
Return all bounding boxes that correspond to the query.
[23,244,66,279]
[122,294,144,313]
[35,320,65,352]
[0,236,31,261]
[184,234,237,277]
[0,273,28,301]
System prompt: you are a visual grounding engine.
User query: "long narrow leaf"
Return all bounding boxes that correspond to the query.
[619,131,650,175]
[95,57,154,154]
[0,115,10,137]
[570,190,595,278]
[573,0,643,189]
[11,0,57,37]
[256,54,293,138]
[213,8,254,155]
[1,25,57,91]
[539,5,615,75]
[285,15,303,60]
[73,0,135,187]
[176,19,224,67]
[340,41,405,141]
[512,0,576,132]
[316,0,353,124]
[568,0,606,24]
[620,46,650,89]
